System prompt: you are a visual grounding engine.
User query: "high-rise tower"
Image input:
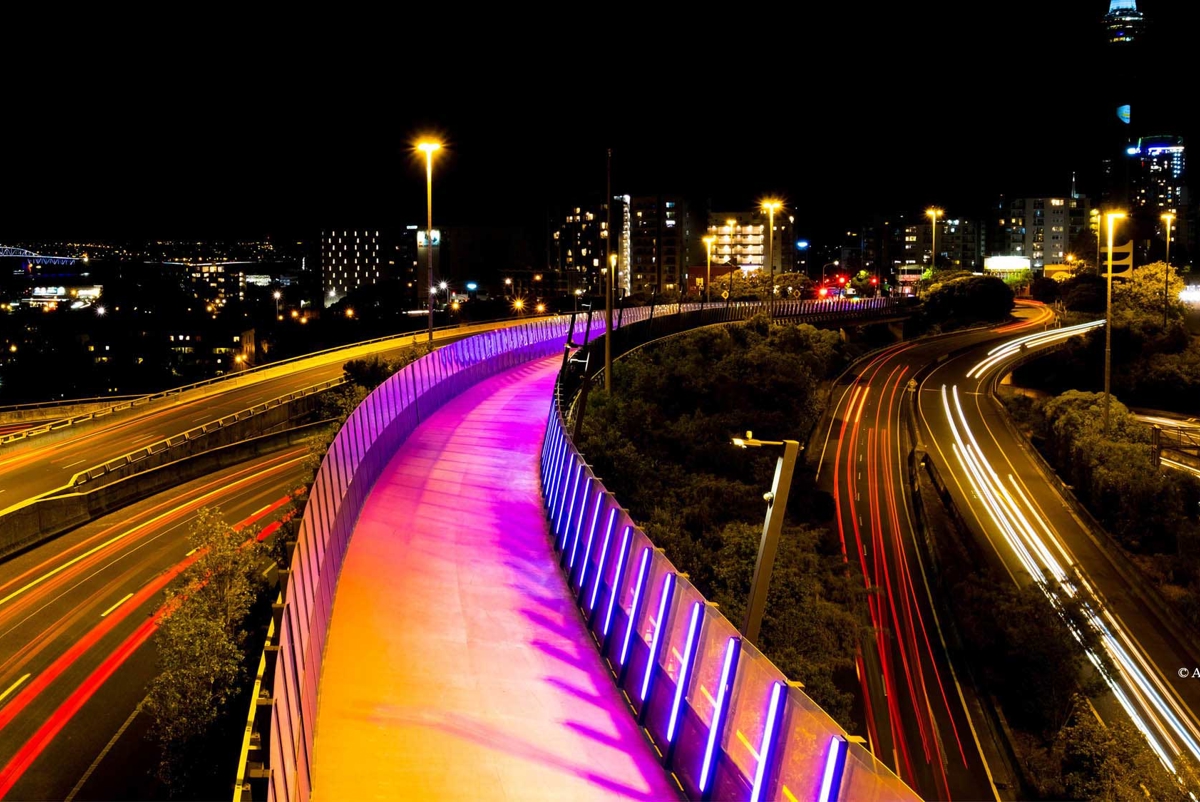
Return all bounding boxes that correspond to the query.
[1104,0,1146,45]
[1100,0,1146,207]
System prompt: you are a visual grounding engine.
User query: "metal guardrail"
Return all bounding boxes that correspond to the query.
[0,314,556,446]
[235,297,918,802]
[62,378,346,489]
[0,394,143,414]
[539,306,921,801]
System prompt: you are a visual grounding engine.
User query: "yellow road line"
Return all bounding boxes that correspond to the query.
[0,673,31,706]
[100,592,134,618]
[0,455,304,610]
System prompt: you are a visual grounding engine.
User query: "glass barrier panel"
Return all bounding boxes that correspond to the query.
[604,528,654,666]
[645,578,705,749]
[672,610,739,799]
[712,638,785,801]
[772,684,849,802]
[839,740,921,801]
[622,550,675,714]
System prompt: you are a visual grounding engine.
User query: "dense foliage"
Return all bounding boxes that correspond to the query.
[146,508,266,791]
[1017,263,1199,414]
[1007,390,1200,627]
[577,317,866,726]
[919,274,1015,330]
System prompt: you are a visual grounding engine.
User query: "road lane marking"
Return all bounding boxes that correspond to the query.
[65,696,146,802]
[0,455,305,610]
[100,593,134,618]
[0,674,31,706]
[185,547,198,557]
[62,459,88,468]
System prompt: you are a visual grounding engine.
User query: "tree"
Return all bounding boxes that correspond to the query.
[1113,261,1187,322]
[1052,697,1199,801]
[146,507,265,788]
[921,275,1014,329]
[1029,275,1062,303]
[1004,268,1033,293]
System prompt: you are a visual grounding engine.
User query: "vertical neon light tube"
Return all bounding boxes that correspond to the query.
[543,427,561,491]
[557,464,582,548]
[818,735,849,802]
[568,484,591,567]
[667,602,702,743]
[640,573,675,701]
[544,428,561,496]
[749,681,786,802]
[699,637,740,794]
[574,491,603,575]
[588,510,618,611]
[603,527,633,637]
[548,448,568,513]
[619,548,652,667]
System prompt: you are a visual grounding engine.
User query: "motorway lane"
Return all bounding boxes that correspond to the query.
[817,304,1055,801]
[0,325,492,515]
[918,319,1200,779]
[0,448,307,800]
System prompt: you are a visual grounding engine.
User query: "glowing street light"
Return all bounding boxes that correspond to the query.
[273,289,282,319]
[730,431,802,644]
[1103,211,1126,435]
[703,235,716,306]
[1162,211,1176,329]
[417,139,442,344]
[926,207,944,276]
[761,200,783,320]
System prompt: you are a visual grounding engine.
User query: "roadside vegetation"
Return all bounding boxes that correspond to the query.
[916,272,1015,332]
[575,316,867,727]
[1014,262,1199,413]
[145,345,429,797]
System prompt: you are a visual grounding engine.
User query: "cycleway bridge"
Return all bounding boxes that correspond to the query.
[235,298,923,802]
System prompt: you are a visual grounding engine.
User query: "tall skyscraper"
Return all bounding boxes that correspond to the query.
[1100,0,1145,207]
[629,195,689,296]
[1104,0,1145,45]
[321,229,386,308]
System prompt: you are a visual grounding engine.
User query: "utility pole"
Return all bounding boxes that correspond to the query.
[605,148,614,394]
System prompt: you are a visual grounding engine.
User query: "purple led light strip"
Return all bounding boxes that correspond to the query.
[588,511,618,612]
[568,483,592,568]
[699,637,740,794]
[619,548,652,667]
[749,681,786,802]
[666,602,702,744]
[639,573,675,702]
[574,492,604,579]
[602,527,633,637]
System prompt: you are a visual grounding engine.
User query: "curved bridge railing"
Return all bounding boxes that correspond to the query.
[241,296,919,802]
[538,308,922,801]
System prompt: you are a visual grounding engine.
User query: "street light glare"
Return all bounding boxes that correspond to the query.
[416,140,442,153]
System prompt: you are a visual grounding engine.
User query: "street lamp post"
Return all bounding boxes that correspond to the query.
[1092,208,1101,268]
[726,219,737,303]
[703,235,716,306]
[273,290,281,320]
[762,201,782,320]
[605,253,616,393]
[1104,211,1126,436]
[439,280,449,311]
[1162,211,1175,329]
[418,140,442,345]
[731,431,802,644]
[926,208,943,278]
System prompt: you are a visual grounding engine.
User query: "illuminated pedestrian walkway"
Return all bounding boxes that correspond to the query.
[311,355,676,800]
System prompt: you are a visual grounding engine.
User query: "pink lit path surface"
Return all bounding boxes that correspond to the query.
[312,356,678,800]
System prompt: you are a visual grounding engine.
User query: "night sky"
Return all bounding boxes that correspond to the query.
[6,1,1195,246]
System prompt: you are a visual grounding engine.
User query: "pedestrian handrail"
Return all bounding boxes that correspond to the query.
[540,307,922,801]
[238,297,919,802]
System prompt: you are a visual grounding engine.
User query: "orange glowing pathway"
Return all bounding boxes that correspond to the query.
[311,356,676,801]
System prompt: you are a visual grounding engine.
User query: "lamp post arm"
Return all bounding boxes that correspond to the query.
[742,439,801,644]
